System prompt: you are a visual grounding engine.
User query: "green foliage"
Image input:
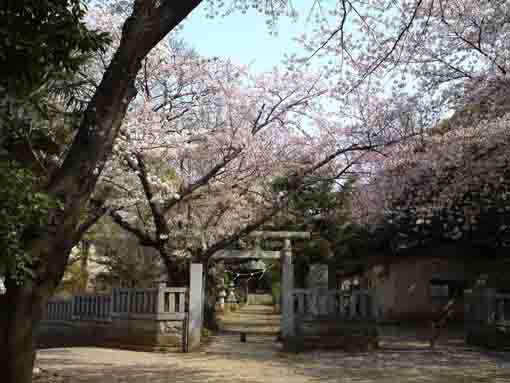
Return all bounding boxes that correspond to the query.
[271,282,281,305]
[0,0,109,98]
[1,0,111,171]
[94,243,164,288]
[0,161,60,280]
[55,258,89,296]
[272,176,349,220]
[0,1,110,283]
[270,175,373,281]
[84,216,124,243]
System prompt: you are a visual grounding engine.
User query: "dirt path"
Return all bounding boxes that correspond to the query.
[216,304,280,334]
[37,305,510,383]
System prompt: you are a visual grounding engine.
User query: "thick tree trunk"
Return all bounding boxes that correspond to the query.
[0,4,203,382]
[163,257,189,286]
[0,281,49,383]
[203,271,219,331]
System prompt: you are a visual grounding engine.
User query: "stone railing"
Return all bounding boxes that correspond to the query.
[43,284,189,322]
[40,265,204,353]
[45,298,73,321]
[465,290,510,327]
[292,289,378,320]
[73,294,112,321]
[464,290,510,349]
[284,288,379,352]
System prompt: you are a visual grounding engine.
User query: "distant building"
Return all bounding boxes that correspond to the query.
[364,257,467,321]
[338,245,477,322]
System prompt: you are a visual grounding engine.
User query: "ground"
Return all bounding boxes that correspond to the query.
[36,305,510,383]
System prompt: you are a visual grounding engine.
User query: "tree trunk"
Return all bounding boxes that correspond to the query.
[203,271,219,331]
[0,4,203,382]
[0,281,49,383]
[163,257,189,286]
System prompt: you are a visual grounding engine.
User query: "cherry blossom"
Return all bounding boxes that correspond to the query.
[355,101,510,249]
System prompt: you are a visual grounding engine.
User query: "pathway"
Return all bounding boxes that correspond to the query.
[36,304,510,383]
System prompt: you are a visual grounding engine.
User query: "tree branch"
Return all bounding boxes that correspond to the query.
[110,210,158,248]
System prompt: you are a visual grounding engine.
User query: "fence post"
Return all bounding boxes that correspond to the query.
[71,295,78,320]
[281,239,295,344]
[360,293,368,318]
[187,263,203,352]
[350,292,358,318]
[156,281,167,318]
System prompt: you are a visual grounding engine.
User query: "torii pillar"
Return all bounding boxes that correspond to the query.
[281,238,295,343]
[248,231,311,349]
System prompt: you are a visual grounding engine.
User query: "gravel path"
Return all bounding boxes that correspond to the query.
[36,305,510,383]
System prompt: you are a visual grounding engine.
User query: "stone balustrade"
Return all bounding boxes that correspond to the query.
[292,289,377,320]
[465,290,510,349]
[45,299,73,321]
[43,285,188,322]
[39,264,204,352]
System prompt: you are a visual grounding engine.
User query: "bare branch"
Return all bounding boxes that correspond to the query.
[110,210,158,248]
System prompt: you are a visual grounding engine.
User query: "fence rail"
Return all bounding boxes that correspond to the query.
[73,294,111,321]
[111,288,157,319]
[292,289,377,320]
[43,284,189,322]
[45,299,73,321]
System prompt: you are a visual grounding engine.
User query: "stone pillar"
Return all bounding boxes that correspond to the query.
[281,239,295,343]
[187,263,203,352]
[307,264,329,316]
[156,281,167,318]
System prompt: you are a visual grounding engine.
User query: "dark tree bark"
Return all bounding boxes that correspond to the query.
[0,2,203,382]
[0,279,49,383]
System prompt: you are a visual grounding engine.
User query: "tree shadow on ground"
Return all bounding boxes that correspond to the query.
[37,338,510,383]
[37,349,267,383]
[37,307,510,383]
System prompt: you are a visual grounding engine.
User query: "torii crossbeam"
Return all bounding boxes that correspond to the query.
[210,231,311,261]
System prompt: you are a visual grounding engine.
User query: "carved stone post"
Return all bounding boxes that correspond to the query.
[281,238,295,345]
[187,263,203,352]
[307,264,329,316]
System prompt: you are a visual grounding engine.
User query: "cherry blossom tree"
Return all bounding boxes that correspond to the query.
[6,0,492,380]
[85,5,418,287]
[357,106,510,248]
[294,0,510,121]
[1,2,208,381]
[349,92,510,345]
[96,42,343,282]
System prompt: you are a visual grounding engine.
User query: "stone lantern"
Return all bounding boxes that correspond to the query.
[216,284,227,313]
[226,281,238,312]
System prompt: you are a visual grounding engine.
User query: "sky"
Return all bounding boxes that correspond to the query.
[176,3,313,73]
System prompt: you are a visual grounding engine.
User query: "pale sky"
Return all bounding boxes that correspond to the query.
[177,2,313,72]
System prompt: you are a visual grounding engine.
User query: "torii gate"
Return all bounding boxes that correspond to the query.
[211,231,311,342]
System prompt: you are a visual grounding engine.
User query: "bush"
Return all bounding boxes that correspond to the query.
[271,282,281,305]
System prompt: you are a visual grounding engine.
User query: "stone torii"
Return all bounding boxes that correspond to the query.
[211,231,311,341]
